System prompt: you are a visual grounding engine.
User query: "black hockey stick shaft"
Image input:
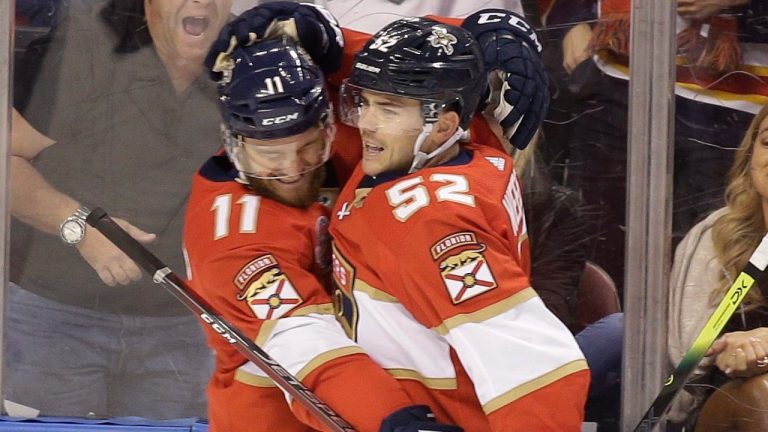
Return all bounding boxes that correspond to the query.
[86,207,355,432]
[633,233,768,432]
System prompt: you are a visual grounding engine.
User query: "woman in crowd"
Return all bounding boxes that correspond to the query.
[669,103,768,431]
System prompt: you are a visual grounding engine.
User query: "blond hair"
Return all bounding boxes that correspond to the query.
[711,104,768,308]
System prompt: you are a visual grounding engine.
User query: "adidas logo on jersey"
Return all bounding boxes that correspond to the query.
[485,157,505,171]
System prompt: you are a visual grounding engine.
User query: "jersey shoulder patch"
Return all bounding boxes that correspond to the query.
[234,254,303,320]
[433,233,497,304]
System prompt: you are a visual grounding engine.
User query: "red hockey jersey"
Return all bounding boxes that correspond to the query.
[183,155,413,432]
[329,143,590,431]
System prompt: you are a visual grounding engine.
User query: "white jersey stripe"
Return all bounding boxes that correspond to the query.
[354,289,457,380]
[444,296,587,406]
[484,359,589,413]
[236,314,363,383]
[434,287,537,335]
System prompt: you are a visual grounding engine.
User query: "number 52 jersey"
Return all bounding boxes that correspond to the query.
[329,143,590,431]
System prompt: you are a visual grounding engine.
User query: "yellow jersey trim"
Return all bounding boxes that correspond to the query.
[433,287,538,336]
[483,359,590,414]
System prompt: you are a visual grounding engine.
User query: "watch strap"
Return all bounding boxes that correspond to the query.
[59,205,92,245]
[73,206,91,221]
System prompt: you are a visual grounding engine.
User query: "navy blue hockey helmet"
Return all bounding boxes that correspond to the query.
[340,17,485,129]
[214,37,334,180]
[217,37,331,141]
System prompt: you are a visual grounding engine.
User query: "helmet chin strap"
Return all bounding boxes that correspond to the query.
[408,124,466,173]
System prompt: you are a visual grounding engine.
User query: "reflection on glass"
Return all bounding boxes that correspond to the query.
[667,1,768,431]
[535,0,766,430]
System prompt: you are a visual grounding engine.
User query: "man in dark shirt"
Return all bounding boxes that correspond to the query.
[8,0,232,419]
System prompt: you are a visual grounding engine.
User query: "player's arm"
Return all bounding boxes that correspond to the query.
[11,109,154,286]
[393,214,589,431]
[461,9,549,151]
[327,27,373,88]
[189,240,459,431]
[10,108,70,234]
[206,2,345,81]
[205,1,370,90]
[427,13,547,154]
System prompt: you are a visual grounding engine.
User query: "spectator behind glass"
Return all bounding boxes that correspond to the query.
[8,0,232,419]
[537,0,765,300]
[668,103,768,430]
[483,94,622,430]
[510,133,623,432]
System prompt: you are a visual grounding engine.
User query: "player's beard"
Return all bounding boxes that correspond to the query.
[246,165,327,209]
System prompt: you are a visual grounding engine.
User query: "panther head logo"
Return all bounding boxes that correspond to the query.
[236,268,285,301]
[427,27,458,55]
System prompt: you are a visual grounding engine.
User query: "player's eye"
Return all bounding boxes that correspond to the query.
[381,107,398,117]
[302,139,322,151]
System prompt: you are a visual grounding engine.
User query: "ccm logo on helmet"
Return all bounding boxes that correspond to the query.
[262,113,299,125]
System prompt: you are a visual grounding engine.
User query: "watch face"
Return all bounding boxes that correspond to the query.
[61,219,85,244]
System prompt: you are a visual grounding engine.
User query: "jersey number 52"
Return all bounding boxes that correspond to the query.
[386,174,475,222]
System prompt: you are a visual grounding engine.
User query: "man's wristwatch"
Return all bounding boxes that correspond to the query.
[59,206,91,245]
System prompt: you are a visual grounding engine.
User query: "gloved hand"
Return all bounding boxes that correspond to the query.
[462,9,549,151]
[380,405,463,432]
[204,1,344,81]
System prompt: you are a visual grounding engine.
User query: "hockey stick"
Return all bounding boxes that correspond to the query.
[633,233,768,432]
[86,207,356,432]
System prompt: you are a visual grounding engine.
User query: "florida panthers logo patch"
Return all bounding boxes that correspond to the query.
[437,241,497,304]
[234,255,303,320]
[427,26,458,55]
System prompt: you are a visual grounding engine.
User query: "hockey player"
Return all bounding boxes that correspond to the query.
[183,37,462,432]
[329,18,590,431]
[205,2,550,181]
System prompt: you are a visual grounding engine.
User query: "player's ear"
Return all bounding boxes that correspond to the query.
[434,110,460,140]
